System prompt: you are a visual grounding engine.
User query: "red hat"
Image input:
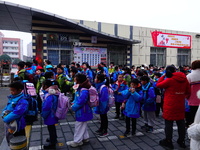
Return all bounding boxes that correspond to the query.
[36,66,44,71]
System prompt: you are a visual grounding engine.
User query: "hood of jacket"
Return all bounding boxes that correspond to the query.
[45,85,60,95]
[79,79,91,89]
[171,72,187,83]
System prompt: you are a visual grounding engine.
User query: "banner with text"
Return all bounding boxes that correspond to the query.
[74,47,107,67]
[151,31,191,49]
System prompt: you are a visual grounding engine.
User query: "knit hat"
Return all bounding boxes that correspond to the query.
[46,65,53,69]
[36,66,44,71]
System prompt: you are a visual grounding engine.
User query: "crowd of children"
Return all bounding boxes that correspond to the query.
[2,59,197,149]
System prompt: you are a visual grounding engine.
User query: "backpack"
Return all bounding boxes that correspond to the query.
[24,82,37,97]
[24,95,38,124]
[23,82,38,124]
[100,85,115,107]
[81,86,99,107]
[55,93,69,120]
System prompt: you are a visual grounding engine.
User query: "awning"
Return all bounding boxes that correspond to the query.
[0,1,140,45]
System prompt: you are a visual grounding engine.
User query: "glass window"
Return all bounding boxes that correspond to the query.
[177,49,191,66]
[150,47,166,67]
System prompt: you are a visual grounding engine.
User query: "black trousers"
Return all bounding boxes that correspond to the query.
[37,93,42,112]
[165,119,185,142]
[100,114,108,133]
[115,102,124,116]
[125,117,136,134]
[187,106,199,125]
[47,125,57,145]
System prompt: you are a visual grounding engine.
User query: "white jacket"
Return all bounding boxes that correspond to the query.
[188,90,200,149]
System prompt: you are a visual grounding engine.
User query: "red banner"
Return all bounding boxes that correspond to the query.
[151,31,191,49]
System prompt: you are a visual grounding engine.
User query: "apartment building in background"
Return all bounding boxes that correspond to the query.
[0,32,23,60]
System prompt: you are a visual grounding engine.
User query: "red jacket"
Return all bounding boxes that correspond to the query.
[157,72,191,120]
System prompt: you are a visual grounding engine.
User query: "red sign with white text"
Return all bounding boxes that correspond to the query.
[151,31,191,49]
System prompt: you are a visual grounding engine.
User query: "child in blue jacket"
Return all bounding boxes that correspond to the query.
[41,79,59,149]
[112,74,129,120]
[140,76,156,132]
[94,74,109,137]
[120,79,142,137]
[2,82,28,145]
[67,74,93,148]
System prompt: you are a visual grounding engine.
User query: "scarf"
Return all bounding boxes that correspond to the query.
[142,82,151,100]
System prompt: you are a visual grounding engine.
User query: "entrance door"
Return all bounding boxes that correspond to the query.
[48,50,59,65]
[107,45,127,66]
[61,50,72,65]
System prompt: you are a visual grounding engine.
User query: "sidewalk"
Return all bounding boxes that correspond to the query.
[26,108,190,150]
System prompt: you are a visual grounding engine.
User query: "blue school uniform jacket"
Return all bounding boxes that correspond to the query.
[141,82,156,111]
[94,82,109,114]
[112,81,129,103]
[2,92,28,132]
[82,69,93,83]
[121,89,141,118]
[72,88,93,122]
[41,91,58,125]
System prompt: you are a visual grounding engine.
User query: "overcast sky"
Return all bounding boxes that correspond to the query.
[1,0,200,55]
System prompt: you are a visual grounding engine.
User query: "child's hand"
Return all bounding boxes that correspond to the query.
[130,88,135,93]
[121,103,125,109]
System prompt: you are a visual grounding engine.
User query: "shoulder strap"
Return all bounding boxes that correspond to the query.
[99,85,106,93]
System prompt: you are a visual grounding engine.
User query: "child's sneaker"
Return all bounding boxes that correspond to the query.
[66,141,83,148]
[82,139,90,143]
[141,123,148,130]
[95,129,102,135]
[124,131,131,137]
[146,126,153,133]
[98,132,109,138]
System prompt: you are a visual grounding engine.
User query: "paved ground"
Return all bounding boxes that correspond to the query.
[0,87,10,144]
[27,108,190,150]
[0,102,190,150]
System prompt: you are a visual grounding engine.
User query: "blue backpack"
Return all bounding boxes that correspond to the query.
[23,82,38,124]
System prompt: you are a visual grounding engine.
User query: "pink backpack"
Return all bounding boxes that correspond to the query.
[100,85,115,107]
[24,82,37,96]
[81,86,99,107]
[55,93,69,120]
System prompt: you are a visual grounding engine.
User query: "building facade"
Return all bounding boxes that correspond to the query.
[0,32,23,60]
[72,20,200,67]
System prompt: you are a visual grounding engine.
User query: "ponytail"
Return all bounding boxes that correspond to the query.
[105,76,110,87]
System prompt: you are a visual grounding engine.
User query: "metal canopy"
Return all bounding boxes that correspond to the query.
[0,1,140,45]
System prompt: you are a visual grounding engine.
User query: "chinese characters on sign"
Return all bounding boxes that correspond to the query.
[74,47,107,67]
[151,31,191,49]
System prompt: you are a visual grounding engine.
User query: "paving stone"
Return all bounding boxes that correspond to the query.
[121,139,139,149]
[136,142,154,150]
[101,141,117,150]
[30,132,41,141]
[110,139,124,146]
[117,145,131,150]
[29,141,41,147]
[90,138,104,149]
[64,132,74,141]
